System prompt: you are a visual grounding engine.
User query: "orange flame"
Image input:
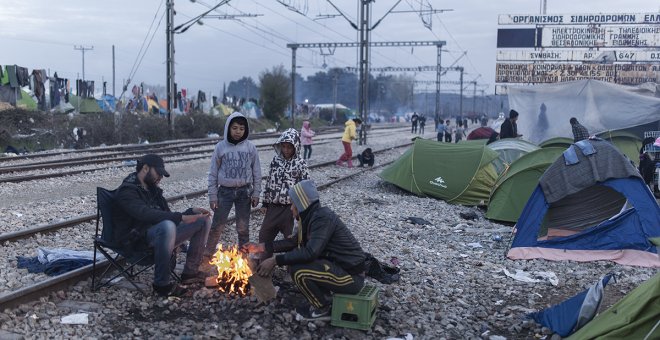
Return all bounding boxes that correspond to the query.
[210,245,252,296]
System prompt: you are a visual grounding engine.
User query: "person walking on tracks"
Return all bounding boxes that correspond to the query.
[336,118,362,168]
[113,154,212,297]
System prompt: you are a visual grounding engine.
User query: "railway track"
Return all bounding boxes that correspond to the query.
[0,126,406,182]
[0,141,411,309]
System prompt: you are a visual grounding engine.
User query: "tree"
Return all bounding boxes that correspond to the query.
[226,77,259,102]
[259,65,290,121]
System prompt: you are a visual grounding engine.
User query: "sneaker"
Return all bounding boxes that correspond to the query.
[152,283,188,297]
[180,271,206,284]
[296,305,331,320]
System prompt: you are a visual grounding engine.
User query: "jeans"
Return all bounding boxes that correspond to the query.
[147,216,211,286]
[206,185,252,256]
[303,145,312,159]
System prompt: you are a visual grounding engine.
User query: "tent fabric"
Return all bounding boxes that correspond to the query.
[540,139,640,203]
[508,79,660,144]
[567,273,660,340]
[530,274,613,337]
[488,138,540,174]
[16,89,37,110]
[508,139,660,267]
[467,127,497,140]
[539,137,573,149]
[97,95,117,112]
[69,95,102,113]
[379,138,499,205]
[486,147,564,222]
[596,130,643,166]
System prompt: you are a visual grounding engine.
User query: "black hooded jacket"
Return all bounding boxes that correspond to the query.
[266,201,366,275]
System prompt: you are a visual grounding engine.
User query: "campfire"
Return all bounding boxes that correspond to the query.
[209,245,252,297]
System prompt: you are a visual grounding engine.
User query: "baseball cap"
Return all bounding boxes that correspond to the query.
[139,154,170,177]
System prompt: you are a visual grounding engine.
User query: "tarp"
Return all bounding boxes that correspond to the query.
[567,273,660,340]
[508,79,660,144]
[508,139,660,267]
[486,147,564,222]
[69,95,102,113]
[379,138,499,205]
[97,94,117,112]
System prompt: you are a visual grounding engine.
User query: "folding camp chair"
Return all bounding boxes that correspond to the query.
[92,187,179,294]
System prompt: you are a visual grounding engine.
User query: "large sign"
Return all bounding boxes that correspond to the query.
[495,12,660,86]
[495,63,660,85]
[499,13,660,25]
[497,49,660,62]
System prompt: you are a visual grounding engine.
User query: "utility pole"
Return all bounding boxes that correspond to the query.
[332,73,338,123]
[74,45,93,80]
[458,67,464,119]
[435,42,444,119]
[112,45,116,97]
[290,45,297,128]
[166,0,175,136]
[357,0,373,145]
[472,81,477,116]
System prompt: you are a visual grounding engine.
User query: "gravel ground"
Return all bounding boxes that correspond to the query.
[0,126,657,339]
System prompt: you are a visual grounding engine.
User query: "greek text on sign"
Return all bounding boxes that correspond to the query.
[497,50,660,62]
[499,13,660,25]
[495,63,660,85]
[542,25,660,48]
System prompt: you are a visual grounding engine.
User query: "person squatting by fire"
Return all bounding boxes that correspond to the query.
[242,180,367,320]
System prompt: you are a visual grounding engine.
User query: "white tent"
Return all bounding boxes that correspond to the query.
[508,80,660,144]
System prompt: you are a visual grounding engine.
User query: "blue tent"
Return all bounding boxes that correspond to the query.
[97,95,118,112]
[530,274,613,337]
[508,139,660,267]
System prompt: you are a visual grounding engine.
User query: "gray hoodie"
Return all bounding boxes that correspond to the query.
[208,112,262,202]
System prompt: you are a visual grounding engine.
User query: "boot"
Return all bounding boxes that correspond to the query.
[347,159,354,168]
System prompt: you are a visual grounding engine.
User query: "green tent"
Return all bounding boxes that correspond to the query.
[597,130,642,166]
[567,273,660,340]
[488,139,540,174]
[539,137,573,149]
[486,147,565,222]
[69,95,102,113]
[16,89,37,111]
[379,138,499,205]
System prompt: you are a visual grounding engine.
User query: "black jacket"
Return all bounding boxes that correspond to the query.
[499,118,518,139]
[112,173,186,247]
[267,201,366,275]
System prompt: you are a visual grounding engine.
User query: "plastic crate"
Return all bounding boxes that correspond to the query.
[331,285,379,330]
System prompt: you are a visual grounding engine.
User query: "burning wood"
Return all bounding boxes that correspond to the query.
[208,245,252,297]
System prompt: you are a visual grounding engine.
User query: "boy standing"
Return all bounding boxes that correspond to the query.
[259,128,310,257]
[206,112,262,259]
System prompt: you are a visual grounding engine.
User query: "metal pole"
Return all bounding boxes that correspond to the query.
[358,0,373,145]
[74,45,93,81]
[459,67,464,119]
[290,45,298,128]
[166,0,175,135]
[333,73,338,123]
[112,45,116,97]
[435,42,443,119]
[472,82,476,115]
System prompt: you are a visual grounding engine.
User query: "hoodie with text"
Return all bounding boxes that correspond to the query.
[208,112,262,202]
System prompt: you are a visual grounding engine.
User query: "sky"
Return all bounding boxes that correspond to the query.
[0,0,657,100]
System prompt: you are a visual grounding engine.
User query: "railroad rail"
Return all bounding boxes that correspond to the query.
[0,141,411,309]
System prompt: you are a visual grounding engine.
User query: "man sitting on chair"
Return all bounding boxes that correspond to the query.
[113,154,211,297]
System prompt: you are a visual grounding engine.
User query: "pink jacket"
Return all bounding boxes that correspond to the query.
[300,121,315,145]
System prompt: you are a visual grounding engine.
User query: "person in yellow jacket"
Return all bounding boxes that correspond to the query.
[336,118,362,168]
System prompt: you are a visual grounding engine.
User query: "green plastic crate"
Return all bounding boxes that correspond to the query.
[331,285,379,330]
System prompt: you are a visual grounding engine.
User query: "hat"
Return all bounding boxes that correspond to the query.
[139,154,170,177]
[288,180,319,212]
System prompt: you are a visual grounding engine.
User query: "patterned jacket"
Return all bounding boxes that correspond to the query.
[263,128,310,205]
